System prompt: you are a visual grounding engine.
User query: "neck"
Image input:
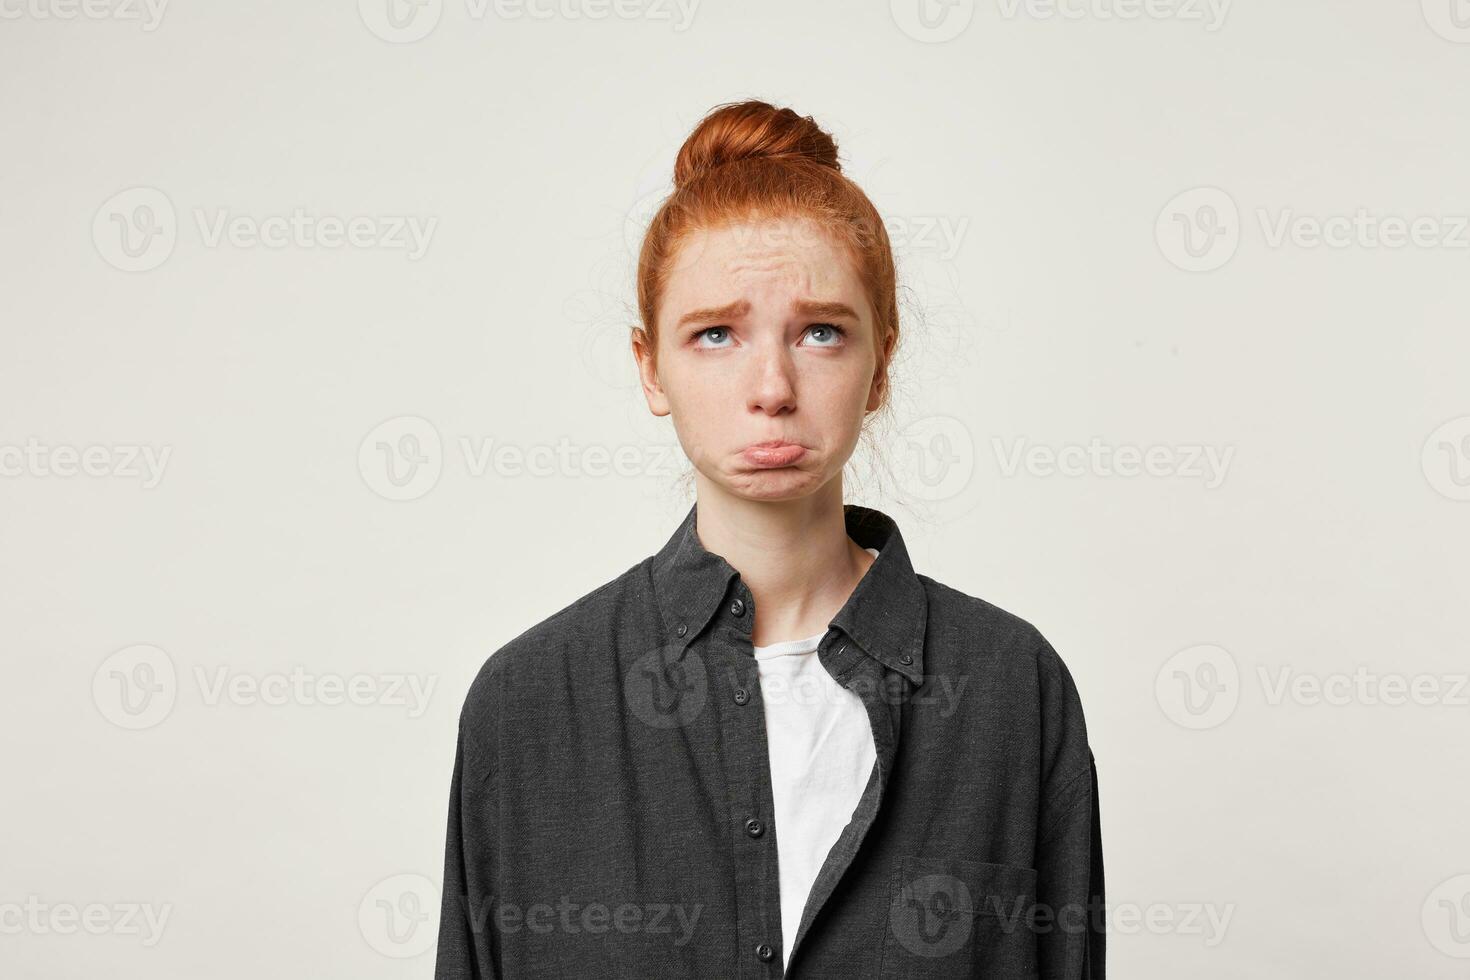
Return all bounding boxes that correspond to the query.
[691,475,875,646]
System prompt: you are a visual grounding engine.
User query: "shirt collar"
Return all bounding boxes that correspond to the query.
[648,501,929,685]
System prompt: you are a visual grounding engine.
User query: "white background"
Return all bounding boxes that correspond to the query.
[2,0,1468,977]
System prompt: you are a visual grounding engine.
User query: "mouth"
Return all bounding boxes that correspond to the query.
[740,441,807,468]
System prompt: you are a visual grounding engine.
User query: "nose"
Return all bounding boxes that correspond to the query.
[746,338,797,416]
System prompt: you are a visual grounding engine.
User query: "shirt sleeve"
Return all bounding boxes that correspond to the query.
[434,714,501,979]
[1034,635,1106,980]
[1035,750,1105,979]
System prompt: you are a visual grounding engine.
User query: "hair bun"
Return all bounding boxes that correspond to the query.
[673,100,841,189]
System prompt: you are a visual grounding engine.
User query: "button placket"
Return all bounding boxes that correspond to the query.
[712,582,782,978]
[783,652,899,969]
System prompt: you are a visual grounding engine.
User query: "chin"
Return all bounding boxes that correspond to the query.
[726,468,824,502]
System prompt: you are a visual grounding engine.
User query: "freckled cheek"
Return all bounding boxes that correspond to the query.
[804,366,872,404]
[670,377,744,430]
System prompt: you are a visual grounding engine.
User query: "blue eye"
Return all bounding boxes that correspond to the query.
[805,323,846,345]
[693,326,732,347]
[692,324,845,349]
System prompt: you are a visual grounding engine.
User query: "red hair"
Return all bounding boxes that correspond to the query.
[635,99,899,410]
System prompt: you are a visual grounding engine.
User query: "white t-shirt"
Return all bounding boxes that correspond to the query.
[752,546,880,970]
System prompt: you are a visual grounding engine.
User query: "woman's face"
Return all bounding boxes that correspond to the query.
[636,215,885,502]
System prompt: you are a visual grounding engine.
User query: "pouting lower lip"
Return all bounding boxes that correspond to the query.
[741,443,807,466]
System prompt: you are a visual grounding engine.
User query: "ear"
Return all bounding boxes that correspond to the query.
[865,329,896,412]
[631,327,671,417]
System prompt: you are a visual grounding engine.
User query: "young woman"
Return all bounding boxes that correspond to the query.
[435,99,1104,979]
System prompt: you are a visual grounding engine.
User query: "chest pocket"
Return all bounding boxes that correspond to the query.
[877,856,1040,979]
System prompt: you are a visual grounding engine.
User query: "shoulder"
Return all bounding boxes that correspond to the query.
[918,575,1058,665]
[458,559,649,725]
[918,574,1088,707]
[920,574,1096,780]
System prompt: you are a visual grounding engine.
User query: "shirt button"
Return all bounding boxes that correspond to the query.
[755,942,776,962]
[675,624,687,637]
[729,598,745,617]
[733,688,750,705]
[900,653,913,665]
[745,817,765,838]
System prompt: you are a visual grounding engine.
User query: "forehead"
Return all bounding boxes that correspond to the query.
[661,216,865,315]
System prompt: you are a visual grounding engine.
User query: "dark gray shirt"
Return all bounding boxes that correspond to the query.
[435,502,1105,979]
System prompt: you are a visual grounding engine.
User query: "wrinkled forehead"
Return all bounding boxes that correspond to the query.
[660,216,868,322]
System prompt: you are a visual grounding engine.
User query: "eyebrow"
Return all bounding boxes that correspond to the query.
[793,299,861,321]
[675,298,860,329]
